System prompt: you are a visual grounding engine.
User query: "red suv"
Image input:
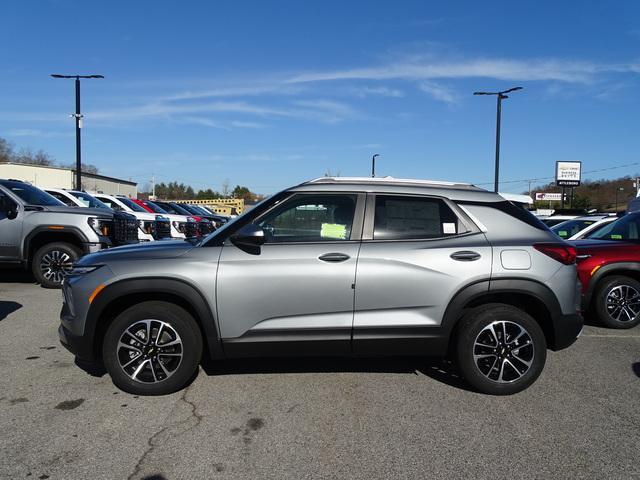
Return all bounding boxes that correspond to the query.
[572,212,640,329]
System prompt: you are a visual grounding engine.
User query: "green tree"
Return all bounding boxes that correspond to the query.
[231,185,254,201]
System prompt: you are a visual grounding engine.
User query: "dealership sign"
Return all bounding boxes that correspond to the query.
[535,192,564,201]
[556,161,582,187]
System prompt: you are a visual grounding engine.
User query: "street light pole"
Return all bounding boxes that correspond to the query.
[371,153,379,177]
[51,74,104,190]
[474,86,523,193]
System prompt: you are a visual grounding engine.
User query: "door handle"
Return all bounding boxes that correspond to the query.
[318,252,350,263]
[450,251,481,261]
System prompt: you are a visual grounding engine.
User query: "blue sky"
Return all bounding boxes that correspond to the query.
[2,0,640,194]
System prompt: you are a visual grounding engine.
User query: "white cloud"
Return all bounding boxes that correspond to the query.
[230,120,267,128]
[349,86,405,98]
[5,128,73,138]
[419,82,457,104]
[286,57,632,84]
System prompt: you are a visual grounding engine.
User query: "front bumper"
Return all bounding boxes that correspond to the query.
[58,323,94,361]
[551,313,583,351]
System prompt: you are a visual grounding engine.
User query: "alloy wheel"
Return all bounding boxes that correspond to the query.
[473,321,534,383]
[606,285,640,323]
[117,319,183,383]
[40,250,74,285]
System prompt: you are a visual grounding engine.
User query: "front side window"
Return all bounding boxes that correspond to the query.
[69,191,110,209]
[258,194,356,243]
[96,196,123,211]
[588,214,640,241]
[47,191,76,207]
[374,195,463,240]
[0,181,63,207]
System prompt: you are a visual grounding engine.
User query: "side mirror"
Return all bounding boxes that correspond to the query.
[0,196,18,220]
[230,224,265,250]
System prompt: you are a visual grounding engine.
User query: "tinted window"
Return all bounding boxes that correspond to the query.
[374,196,461,240]
[167,203,193,216]
[116,197,147,212]
[68,191,110,209]
[144,201,168,214]
[588,214,640,241]
[551,219,597,239]
[47,191,76,207]
[96,196,123,211]
[258,194,356,243]
[0,181,64,206]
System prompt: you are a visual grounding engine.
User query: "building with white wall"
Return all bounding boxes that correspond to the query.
[0,162,137,197]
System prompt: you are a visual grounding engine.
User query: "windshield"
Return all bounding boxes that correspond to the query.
[588,214,640,241]
[191,205,211,215]
[551,219,599,239]
[69,191,110,209]
[0,181,64,206]
[169,203,196,215]
[144,201,169,214]
[116,197,147,212]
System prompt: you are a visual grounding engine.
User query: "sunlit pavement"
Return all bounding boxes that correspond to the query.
[1,275,639,480]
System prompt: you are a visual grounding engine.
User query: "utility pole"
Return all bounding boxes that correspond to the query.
[51,74,104,190]
[371,154,380,177]
[151,174,156,199]
[473,87,523,192]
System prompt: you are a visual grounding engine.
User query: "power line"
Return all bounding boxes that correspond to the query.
[475,161,640,187]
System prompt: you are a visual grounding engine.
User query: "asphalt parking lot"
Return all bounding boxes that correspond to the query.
[1,271,639,480]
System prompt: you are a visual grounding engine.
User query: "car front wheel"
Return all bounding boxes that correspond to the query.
[32,242,80,288]
[594,275,640,329]
[102,301,203,395]
[455,303,547,395]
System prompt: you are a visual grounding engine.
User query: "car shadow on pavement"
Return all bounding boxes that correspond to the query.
[632,362,640,378]
[73,356,476,393]
[0,301,22,321]
[202,356,476,393]
[0,268,35,284]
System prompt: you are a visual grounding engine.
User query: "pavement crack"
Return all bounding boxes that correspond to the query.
[127,385,203,480]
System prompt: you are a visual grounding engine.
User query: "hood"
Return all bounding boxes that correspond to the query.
[128,211,168,222]
[78,239,194,264]
[41,205,113,218]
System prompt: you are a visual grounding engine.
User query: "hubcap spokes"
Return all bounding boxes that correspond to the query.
[117,319,183,383]
[473,321,534,383]
[606,285,640,323]
[40,250,73,284]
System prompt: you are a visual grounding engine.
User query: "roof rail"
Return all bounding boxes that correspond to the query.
[306,176,475,187]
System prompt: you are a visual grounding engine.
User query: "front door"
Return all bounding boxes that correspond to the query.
[0,191,22,260]
[216,192,364,356]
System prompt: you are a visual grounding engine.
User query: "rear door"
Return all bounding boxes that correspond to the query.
[216,192,365,356]
[353,193,491,355]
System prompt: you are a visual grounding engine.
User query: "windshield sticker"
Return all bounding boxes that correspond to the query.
[610,234,623,240]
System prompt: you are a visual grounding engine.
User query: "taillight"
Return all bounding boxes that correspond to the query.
[533,243,577,265]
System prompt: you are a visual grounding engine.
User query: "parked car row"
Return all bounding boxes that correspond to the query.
[0,178,226,287]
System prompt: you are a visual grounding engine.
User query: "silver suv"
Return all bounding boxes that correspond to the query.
[0,179,138,288]
[59,177,583,395]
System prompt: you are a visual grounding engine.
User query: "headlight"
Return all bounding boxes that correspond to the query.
[172,221,187,233]
[69,265,101,275]
[139,220,156,235]
[87,217,112,236]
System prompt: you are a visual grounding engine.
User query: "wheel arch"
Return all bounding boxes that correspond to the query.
[87,278,223,362]
[585,262,640,308]
[442,279,562,351]
[24,226,88,262]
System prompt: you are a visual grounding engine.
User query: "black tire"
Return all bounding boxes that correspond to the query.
[102,301,203,395]
[594,275,640,329]
[32,242,81,289]
[455,303,547,395]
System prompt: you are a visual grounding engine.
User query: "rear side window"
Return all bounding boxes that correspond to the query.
[373,196,463,240]
[47,191,76,206]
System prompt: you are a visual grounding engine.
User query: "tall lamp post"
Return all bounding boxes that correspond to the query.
[615,187,624,212]
[371,153,380,177]
[473,86,523,192]
[51,74,104,190]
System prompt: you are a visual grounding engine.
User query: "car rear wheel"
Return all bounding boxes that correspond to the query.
[455,303,547,395]
[102,301,203,395]
[32,242,80,288]
[594,275,640,329]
